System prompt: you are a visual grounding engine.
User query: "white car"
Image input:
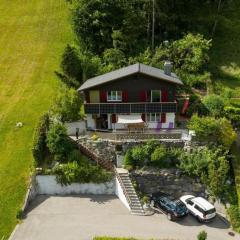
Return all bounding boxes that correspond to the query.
[180,195,216,222]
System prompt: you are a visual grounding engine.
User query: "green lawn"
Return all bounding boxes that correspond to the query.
[0,0,73,238]
[210,0,240,97]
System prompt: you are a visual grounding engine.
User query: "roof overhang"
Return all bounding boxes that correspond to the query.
[78,63,183,92]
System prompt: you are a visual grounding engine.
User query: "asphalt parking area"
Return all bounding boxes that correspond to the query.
[11,195,240,240]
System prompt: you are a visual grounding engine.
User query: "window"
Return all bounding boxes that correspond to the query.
[194,205,204,214]
[151,90,161,102]
[147,113,160,122]
[186,200,194,206]
[107,91,122,101]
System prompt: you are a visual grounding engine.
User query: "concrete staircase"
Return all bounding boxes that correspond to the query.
[117,170,145,215]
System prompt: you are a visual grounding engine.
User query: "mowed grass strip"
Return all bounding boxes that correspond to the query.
[0,0,73,238]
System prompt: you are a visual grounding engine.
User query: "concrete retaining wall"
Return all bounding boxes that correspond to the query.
[65,121,86,136]
[115,177,130,210]
[36,175,115,195]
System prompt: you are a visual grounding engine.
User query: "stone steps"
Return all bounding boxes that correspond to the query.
[118,172,145,216]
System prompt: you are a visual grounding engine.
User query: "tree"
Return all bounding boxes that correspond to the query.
[73,0,125,54]
[152,33,211,75]
[188,115,236,148]
[51,87,83,122]
[32,113,50,166]
[203,94,225,117]
[46,123,75,161]
[56,44,83,88]
[102,48,127,72]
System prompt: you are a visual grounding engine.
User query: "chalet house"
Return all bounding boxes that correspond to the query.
[77,62,183,131]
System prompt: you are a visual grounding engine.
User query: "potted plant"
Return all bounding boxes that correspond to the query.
[142,195,150,210]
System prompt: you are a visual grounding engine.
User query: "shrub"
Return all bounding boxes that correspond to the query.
[207,154,229,198]
[224,106,240,123]
[68,149,83,164]
[178,147,211,177]
[185,94,207,117]
[227,205,240,233]
[16,209,24,220]
[91,133,99,141]
[179,147,230,199]
[51,87,82,122]
[197,230,207,240]
[32,113,50,166]
[131,146,146,167]
[150,145,168,168]
[142,140,159,156]
[53,161,113,185]
[46,123,76,162]
[203,94,225,117]
[123,149,135,168]
[188,115,237,148]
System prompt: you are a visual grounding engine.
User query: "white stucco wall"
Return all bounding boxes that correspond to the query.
[147,112,175,129]
[65,121,86,135]
[113,113,175,130]
[115,177,131,210]
[86,114,96,130]
[36,175,115,195]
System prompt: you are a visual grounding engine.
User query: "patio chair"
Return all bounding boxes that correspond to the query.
[167,122,174,129]
[156,122,162,133]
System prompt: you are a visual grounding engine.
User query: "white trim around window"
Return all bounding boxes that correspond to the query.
[107,91,122,102]
[147,113,161,122]
[151,90,161,102]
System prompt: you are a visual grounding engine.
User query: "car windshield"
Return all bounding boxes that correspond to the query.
[158,197,186,213]
[175,202,187,213]
[205,208,216,215]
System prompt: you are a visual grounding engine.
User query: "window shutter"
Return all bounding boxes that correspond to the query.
[160,113,166,123]
[85,91,90,103]
[161,90,168,102]
[100,91,107,102]
[141,113,146,122]
[111,114,117,123]
[122,91,128,102]
[139,90,147,102]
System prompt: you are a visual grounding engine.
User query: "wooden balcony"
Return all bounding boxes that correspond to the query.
[84,102,177,114]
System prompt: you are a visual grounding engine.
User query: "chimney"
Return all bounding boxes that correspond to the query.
[164,61,172,76]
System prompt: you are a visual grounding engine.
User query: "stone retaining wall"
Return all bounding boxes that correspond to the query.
[78,137,185,165]
[131,167,206,198]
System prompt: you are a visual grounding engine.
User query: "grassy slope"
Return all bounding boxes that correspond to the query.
[0,0,72,238]
[210,0,240,97]
[210,0,240,204]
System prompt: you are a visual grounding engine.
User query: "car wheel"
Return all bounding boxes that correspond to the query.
[197,216,202,223]
[167,213,172,221]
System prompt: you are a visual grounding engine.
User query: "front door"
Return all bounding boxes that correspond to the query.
[96,114,108,130]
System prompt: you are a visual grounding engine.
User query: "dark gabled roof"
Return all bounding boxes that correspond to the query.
[78,63,183,91]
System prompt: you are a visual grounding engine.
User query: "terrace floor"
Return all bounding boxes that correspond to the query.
[71,128,188,141]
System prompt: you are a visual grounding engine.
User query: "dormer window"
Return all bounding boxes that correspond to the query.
[107,91,122,102]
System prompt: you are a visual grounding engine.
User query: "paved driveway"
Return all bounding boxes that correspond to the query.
[11,195,239,240]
